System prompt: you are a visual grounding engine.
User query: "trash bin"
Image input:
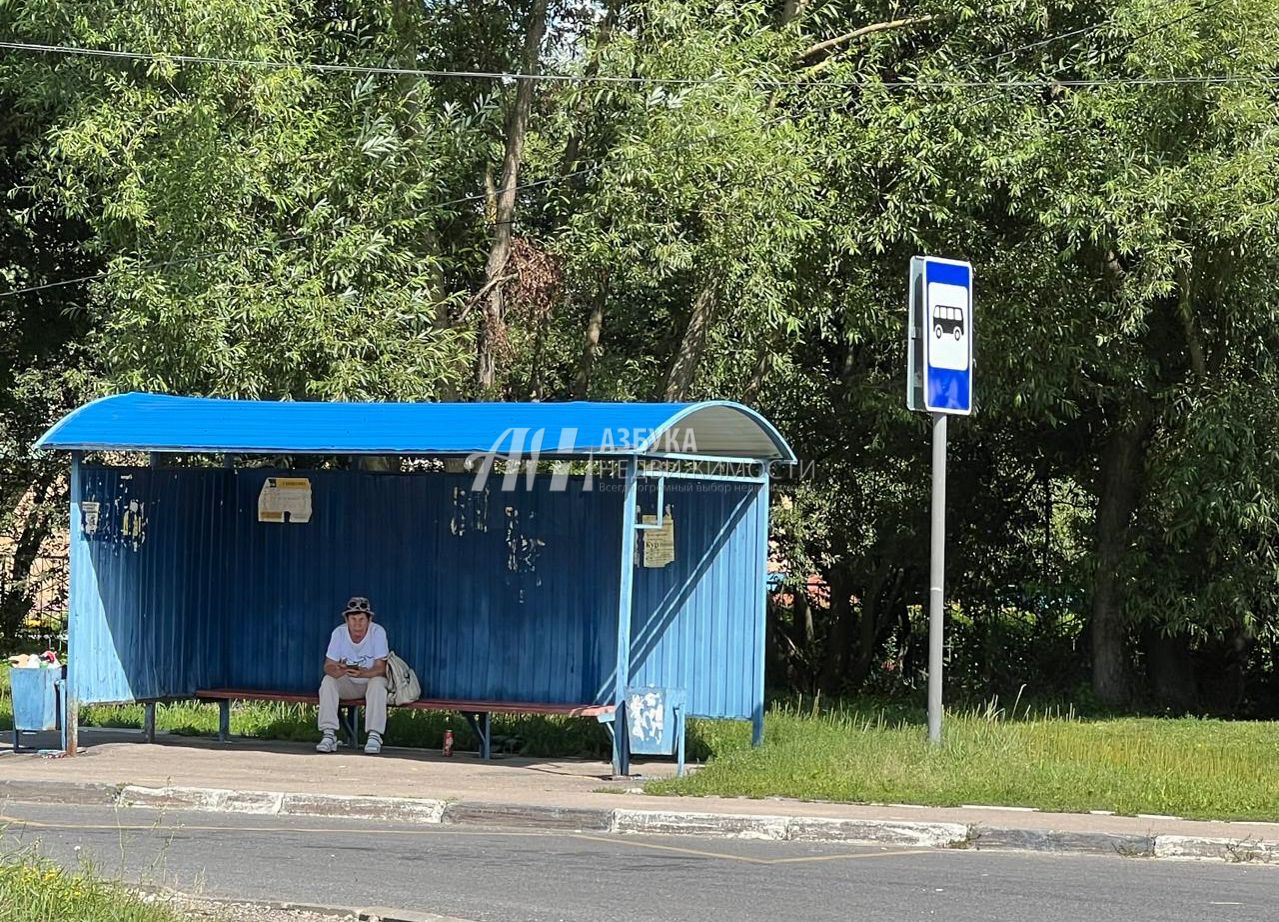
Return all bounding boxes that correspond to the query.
[623,686,687,776]
[9,665,62,751]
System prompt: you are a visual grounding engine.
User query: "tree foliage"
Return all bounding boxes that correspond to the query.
[4,0,1279,712]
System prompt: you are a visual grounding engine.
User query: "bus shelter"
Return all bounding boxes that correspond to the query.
[35,394,795,773]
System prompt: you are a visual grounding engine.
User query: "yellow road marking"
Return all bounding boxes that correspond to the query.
[568,833,926,865]
[0,814,934,866]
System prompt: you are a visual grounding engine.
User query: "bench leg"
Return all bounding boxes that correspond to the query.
[462,712,491,759]
[343,706,361,748]
[675,705,686,778]
[218,699,230,742]
[612,709,630,777]
[143,702,156,743]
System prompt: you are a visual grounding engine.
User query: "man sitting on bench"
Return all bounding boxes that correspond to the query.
[317,596,389,755]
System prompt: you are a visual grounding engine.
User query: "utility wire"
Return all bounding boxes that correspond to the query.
[975,22,1109,66]
[970,0,1226,67]
[0,36,1268,91]
[0,0,1249,299]
[965,0,1236,109]
[0,40,794,87]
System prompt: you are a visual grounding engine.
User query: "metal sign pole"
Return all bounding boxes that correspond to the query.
[909,255,970,747]
[928,412,947,745]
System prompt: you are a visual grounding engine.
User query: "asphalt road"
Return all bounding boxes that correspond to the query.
[0,801,1275,922]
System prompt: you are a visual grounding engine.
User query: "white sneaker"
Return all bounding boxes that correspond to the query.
[316,733,338,753]
[364,732,383,755]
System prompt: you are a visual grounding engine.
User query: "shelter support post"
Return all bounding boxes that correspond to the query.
[65,451,82,756]
[57,678,67,753]
[143,702,156,743]
[463,712,492,759]
[218,700,230,742]
[612,458,639,776]
[752,476,770,748]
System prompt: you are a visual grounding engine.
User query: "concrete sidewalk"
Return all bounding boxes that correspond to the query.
[3,728,1278,864]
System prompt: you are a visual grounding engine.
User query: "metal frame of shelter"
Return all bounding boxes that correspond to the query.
[37,394,796,774]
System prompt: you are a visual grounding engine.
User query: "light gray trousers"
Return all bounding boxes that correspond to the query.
[318,675,388,735]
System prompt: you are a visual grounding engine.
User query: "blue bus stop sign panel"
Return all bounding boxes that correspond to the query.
[921,257,973,415]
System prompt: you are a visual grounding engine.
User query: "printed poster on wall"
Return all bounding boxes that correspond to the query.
[642,507,675,568]
[258,477,313,523]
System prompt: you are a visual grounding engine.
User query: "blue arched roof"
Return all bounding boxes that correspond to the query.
[35,393,796,462]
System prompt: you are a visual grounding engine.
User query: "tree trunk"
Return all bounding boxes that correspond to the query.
[819,566,854,692]
[1090,410,1151,707]
[663,281,716,400]
[793,589,814,645]
[475,0,549,394]
[561,1,619,176]
[0,470,57,637]
[1142,624,1197,712]
[850,565,903,687]
[573,273,608,398]
[529,312,548,401]
[742,342,771,403]
[780,0,808,24]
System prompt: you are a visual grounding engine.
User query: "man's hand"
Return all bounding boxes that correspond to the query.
[323,659,346,678]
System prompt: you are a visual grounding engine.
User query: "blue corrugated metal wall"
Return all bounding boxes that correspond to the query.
[71,464,766,723]
[224,469,623,702]
[628,480,767,720]
[70,466,229,703]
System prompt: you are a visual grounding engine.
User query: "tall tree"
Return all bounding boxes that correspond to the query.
[476,0,550,393]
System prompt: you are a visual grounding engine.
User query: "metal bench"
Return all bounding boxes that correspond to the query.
[172,688,615,758]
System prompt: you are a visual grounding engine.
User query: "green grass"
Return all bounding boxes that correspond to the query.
[646,698,1279,821]
[0,853,193,922]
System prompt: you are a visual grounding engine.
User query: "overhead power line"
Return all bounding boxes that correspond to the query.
[965,0,1235,108]
[0,37,1270,91]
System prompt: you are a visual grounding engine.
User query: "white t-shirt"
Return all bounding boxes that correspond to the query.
[325,622,389,669]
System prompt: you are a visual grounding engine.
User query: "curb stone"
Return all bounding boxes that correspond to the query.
[441,801,613,831]
[610,810,970,848]
[280,793,447,824]
[0,780,121,806]
[1154,835,1279,863]
[968,826,1156,857]
[117,786,450,824]
[786,817,969,848]
[612,809,791,840]
[4,779,1279,864]
[120,785,285,815]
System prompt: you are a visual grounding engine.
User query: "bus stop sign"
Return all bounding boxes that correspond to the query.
[907,256,973,415]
